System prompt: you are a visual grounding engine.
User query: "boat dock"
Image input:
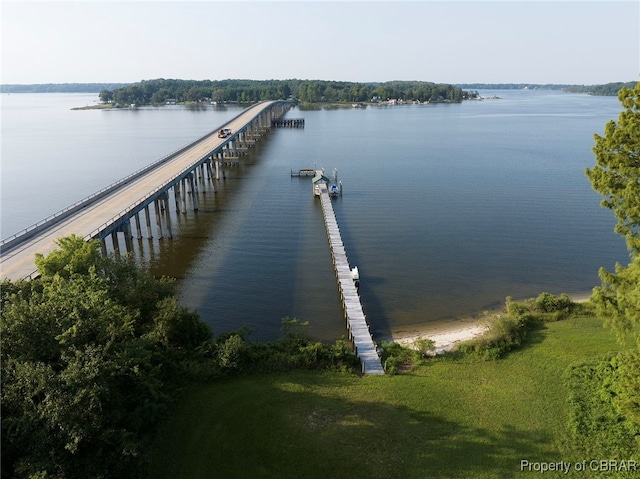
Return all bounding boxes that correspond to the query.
[291,168,316,177]
[272,118,305,128]
[317,182,384,375]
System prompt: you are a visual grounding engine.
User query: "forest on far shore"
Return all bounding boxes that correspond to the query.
[2,79,635,103]
[94,79,468,105]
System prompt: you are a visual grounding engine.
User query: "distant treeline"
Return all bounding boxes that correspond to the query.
[1,83,129,93]
[3,80,634,99]
[458,83,571,90]
[458,82,638,96]
[562,81,638,96]
[96,78,468,105]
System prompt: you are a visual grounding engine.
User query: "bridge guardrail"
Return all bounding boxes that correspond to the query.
[0,101,275,256]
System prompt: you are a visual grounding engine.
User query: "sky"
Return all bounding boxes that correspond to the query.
[1,0,638,85]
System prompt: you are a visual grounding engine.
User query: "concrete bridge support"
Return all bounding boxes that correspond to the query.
[162,193,173,239]
[174,182,182,213]
[154,200,164,239]
[180,179,188,213]
[188,173,199,211]
[143,205,152,239]
[134,212,143,239]
[122,221,134,253]
[111,230,120,257]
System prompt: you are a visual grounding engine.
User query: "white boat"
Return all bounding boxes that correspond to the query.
[351,266,360,284]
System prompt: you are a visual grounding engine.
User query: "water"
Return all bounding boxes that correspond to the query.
[1,91,628,342]
[1,93,244,237]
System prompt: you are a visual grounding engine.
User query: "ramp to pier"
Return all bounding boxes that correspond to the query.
[318,184,384,375]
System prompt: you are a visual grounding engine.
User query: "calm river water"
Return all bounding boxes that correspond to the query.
[0,90,628,341]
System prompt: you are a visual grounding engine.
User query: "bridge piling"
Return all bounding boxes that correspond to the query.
[134,212,143,239]
[193,169,200,192]
[111,230,120,257]
[206,159,216,189]
[163,193,173,239]
[144,205,153,239]
[123,221,134,253]
[180,179,188,213]
[173,183,181,213]
[189,174,199,211]
[154,200,164,239]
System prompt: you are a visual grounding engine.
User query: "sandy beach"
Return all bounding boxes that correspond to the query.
[383,292,592,354]
[388,321,489,354]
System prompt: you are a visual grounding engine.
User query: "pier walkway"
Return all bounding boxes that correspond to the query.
[318,184,384,375]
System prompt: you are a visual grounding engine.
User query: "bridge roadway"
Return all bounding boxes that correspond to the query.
[0,100,289,281]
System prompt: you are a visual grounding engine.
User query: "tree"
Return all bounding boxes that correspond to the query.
[586,81,640,428]
[99,89,113,103]
[586,81,640,339]
[588,82,640,251]
[1,236,211,478]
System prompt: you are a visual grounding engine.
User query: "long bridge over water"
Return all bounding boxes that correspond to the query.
[0,100,384,374]
[0,100,290,280]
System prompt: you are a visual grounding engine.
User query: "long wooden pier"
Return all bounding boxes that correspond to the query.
[318,184,384,375]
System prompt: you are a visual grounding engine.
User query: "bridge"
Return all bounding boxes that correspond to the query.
[0,100,291,281]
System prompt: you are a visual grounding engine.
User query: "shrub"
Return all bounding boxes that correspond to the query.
[458,314,532,359]
[379,341,418,373]
[566,356,640,461]
[531,292,575,320]
[457,295,579,359]
[413,337,436,358]
[384,356,399,375]
[460,293,581,359]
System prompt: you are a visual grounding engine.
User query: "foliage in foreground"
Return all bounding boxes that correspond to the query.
[379,336,435,374]
[566,355,640,464]
[196,318,360,379]
[586,81,640,429]
[0,236,359,479]
[1,236,211,479]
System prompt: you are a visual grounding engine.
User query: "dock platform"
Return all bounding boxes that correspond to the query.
[272,118,305,128]
[318,184,384,375]
[291,168,317,177]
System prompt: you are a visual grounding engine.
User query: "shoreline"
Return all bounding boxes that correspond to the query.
[383,320,489,354]
[381,292,592,353]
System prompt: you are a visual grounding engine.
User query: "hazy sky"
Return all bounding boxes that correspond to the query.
[1,0,638,85]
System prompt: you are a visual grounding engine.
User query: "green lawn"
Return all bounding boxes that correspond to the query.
[148,316,633,479]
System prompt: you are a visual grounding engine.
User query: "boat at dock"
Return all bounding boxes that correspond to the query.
[312,168,342,197]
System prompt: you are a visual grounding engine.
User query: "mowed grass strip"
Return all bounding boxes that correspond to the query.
[149,316,629,479]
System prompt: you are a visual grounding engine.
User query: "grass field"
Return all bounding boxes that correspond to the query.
[148,316,635,478]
